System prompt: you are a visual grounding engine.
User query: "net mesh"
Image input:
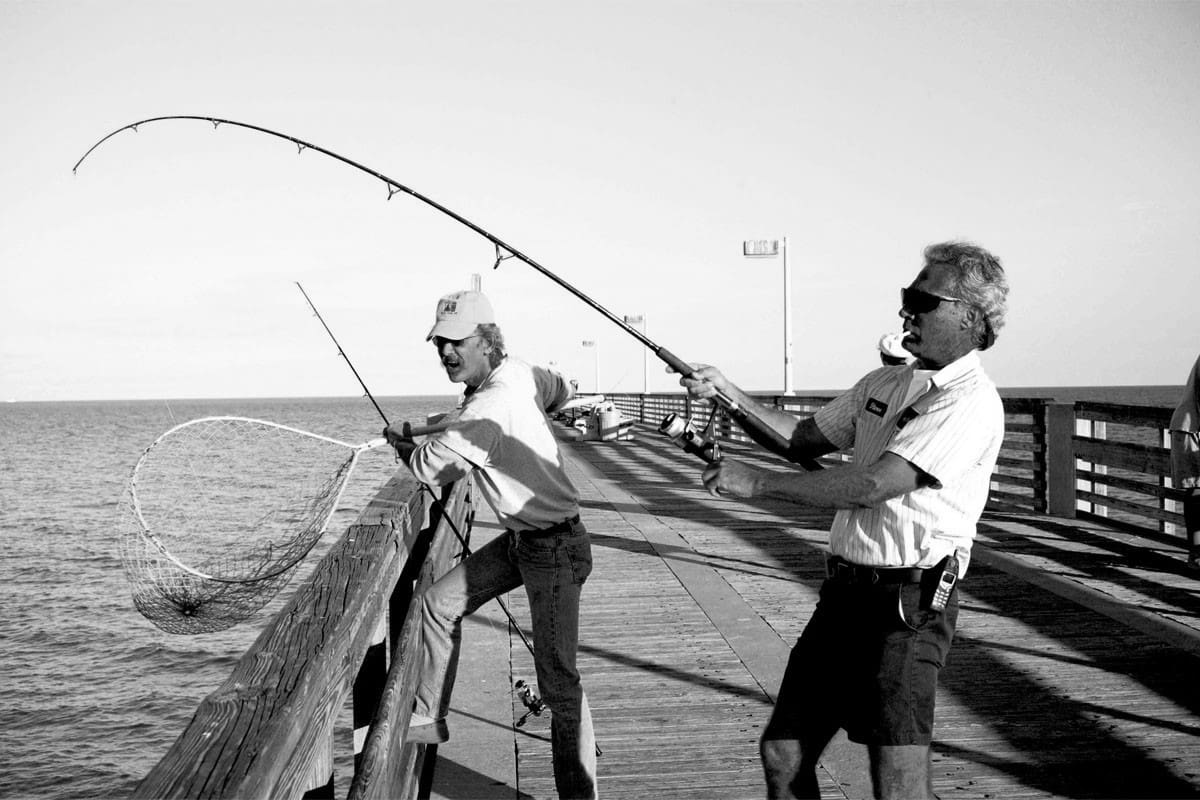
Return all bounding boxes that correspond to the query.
[117,416,378,635]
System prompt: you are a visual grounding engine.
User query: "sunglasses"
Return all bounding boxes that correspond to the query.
[901,287,965,315]
[432,334,481,349]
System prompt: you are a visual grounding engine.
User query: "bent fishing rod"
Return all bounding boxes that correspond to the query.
[75,115,818,469]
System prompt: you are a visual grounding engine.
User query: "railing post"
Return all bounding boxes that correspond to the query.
[1162,428,1177,536]
[1076,415,1109,516]
[301,725,335,799]
[1046,402,1077,518]
[353,617,390,773]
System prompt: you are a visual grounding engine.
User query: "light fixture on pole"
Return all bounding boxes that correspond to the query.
[623,314,647,394]
[581,340,598,393]
[743,237,794,395]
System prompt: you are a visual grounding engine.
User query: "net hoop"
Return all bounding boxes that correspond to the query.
[125,416,385,583]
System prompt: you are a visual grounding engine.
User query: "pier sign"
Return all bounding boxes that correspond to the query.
[743,239,780,257]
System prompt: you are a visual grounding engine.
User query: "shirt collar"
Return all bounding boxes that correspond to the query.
[926,349,984,392]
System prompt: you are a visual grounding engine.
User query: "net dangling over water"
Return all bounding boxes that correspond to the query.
[116,416,386,634]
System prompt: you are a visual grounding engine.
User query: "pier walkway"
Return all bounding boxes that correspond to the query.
[425,425,1200,800]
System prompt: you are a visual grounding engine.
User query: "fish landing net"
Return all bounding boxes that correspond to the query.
[117,416,388,635]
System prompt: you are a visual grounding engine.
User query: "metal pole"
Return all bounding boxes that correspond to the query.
[643,315,649,394]
[625,314,648,394]
[783,237,794,395]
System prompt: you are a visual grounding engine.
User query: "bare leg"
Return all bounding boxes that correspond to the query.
[869,744,935,800]
[761,724,838,799]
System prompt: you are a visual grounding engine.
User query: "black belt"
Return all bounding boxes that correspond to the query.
[513,515,581,537]
[825,556,927,585]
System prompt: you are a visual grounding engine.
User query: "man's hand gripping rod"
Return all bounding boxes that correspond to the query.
[654,349,822,471]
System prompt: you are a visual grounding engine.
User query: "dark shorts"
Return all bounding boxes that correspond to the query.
[763,562,959,747]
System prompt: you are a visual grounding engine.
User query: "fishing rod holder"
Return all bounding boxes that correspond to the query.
[658,413,721,464]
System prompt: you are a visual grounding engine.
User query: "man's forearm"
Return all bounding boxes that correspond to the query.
[712,384,803,458]
[756,464,889,509]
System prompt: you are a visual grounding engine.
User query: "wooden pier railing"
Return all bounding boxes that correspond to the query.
[132,471,476,800]
[130,392,1187,798]
[606,392,1190,549]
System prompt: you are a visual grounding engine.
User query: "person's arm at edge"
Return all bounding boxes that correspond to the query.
[542,366,575,415]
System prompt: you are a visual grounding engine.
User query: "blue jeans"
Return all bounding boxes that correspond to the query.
[415,518,597,799]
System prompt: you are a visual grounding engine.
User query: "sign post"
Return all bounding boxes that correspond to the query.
[742,238,793,394]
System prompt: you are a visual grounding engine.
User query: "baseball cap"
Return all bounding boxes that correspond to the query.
[426,290,496,341]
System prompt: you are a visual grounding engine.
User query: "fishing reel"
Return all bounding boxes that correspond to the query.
[514,679,546,727]
[659,410,721,463]
[513,678,604,757]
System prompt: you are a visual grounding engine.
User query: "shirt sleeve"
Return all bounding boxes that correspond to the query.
[532,365,573,414]
[408,416,502,486]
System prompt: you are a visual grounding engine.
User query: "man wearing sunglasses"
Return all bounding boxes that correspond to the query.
[678,241,1008,799]
[383,289,598,799]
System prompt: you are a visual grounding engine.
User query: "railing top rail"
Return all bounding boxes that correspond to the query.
[1075,401,1175,426]
[133,471,428,799]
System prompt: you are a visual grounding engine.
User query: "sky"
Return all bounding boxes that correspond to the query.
[2,0,1198,402]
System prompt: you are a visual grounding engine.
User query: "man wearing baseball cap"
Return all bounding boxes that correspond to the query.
[385,289,597,799]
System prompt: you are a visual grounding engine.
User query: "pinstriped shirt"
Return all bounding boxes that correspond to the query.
[812,350,1004,572]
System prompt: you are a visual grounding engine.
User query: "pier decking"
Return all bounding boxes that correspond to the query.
[426,425,1200,800]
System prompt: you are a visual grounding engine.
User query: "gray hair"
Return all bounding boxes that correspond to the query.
[476,323,507,368]
[924,241,1009,350]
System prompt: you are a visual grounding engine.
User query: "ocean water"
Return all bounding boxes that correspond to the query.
[0,387,1184,799]
[0,396,454,800]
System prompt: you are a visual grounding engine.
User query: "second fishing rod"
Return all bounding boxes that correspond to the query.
[295,282,539,661]
[298,282,601,755]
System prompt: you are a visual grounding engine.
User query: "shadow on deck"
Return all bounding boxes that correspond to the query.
[427,427,1200,800]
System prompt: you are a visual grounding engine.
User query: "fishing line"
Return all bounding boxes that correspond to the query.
[74,115,819,469]
[294,282,538,659]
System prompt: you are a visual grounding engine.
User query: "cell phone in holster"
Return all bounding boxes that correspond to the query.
[930,554,959,612]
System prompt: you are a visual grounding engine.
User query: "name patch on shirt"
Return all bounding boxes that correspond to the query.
[866,397,889,418]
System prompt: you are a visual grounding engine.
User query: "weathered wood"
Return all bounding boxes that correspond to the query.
[1073,436,1171,473]
[1075,488,1183,526]
[1076,468,1191,504]
[1045,401,1078,518]
[348,480,475,800]
[131,471,465,799]
[1076,402,1174,426]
